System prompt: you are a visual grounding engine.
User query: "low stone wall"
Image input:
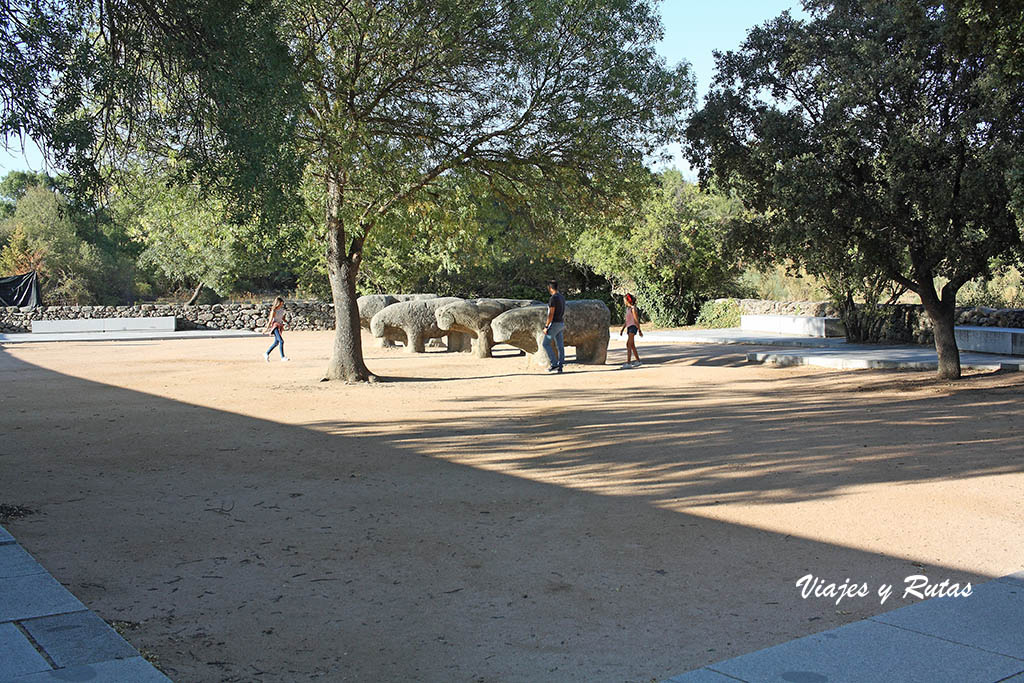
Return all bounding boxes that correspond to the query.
[0,301,335,334]
[842,303,1024,345]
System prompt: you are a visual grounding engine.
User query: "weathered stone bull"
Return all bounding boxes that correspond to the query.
[490,300,610,366]
[357,293,438,348]
[370,297,472,353]
[433,298,539,357]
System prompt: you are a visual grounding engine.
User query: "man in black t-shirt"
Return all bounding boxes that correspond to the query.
[543,280,566,372]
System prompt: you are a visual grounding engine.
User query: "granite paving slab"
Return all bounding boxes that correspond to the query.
[0,543,48,579]
[871,579,1024,659]
[0,573,85,622]
[996,571,1024,587]
[665,572,1024,683]
[709,618,1024,683]
[0,524,167,681]
[20,610,140,669]
[10,656,171,682]
[665,667,746,682]
[0,622,52,680]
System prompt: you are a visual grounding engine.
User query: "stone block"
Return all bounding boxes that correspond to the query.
[954,325,1021,355]
[740,314,845,337]
[1013,333,1024,356]
[31,317,177,334]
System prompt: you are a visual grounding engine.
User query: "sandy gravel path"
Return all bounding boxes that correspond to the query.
[1,332,1021,681]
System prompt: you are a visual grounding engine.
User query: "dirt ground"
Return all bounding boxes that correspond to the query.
[1,331,1022,682]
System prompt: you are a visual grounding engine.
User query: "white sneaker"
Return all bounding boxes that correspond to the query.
[263,352,270,362]
[631,360,643,367]
[281,357,290,362]
[620,363,633,369]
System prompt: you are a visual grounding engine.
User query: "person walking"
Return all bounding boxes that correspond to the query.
[619,293,643,368]
[543,280,566,373]
[263,296,290,362]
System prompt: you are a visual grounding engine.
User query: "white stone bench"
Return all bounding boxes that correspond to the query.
[31,316,177,334]
[954,326,1024,356]
[740,314,845,338]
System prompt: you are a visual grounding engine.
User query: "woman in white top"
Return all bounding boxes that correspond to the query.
[263,296,290,362]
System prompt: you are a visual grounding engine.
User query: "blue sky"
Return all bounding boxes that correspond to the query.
[659,0,803,98]
[0,1,803,176]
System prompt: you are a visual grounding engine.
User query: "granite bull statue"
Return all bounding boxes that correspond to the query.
[433,298,539,358]
[490,299,610,366]
[357,293,438,347]
[370,297,472,353]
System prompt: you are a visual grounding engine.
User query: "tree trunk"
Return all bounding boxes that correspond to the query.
[324,171,373,382]
[185,282,204,306]
[920,290,961,380]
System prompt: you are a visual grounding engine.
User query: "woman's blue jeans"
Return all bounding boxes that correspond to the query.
[266,328,285,357]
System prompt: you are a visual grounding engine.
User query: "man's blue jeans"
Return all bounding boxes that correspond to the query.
[543,322,565,369]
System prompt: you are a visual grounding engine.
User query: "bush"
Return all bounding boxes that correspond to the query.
[738,265,830,301]
[695,298,741,328]
[958,268,1024,309]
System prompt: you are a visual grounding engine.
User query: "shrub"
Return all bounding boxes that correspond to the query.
[957,268,1024,309]
[696,298,741,328]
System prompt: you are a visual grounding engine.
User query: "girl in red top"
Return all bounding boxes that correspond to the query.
[619,293,643,368]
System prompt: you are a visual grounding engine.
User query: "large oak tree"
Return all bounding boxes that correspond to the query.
[2,0,692,382]
[686,0,1024,379]
[283,0,691,381]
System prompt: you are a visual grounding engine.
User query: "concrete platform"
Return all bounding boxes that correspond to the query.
[741,314,845,338]
[667,571,1024,683]
[955,325,1024,356]
[0,523,169,682]
[30,316,177,334]
[642,328,1023,372]
[642,328,850,349]
[746,347,1024,372]
[0,329,260,344]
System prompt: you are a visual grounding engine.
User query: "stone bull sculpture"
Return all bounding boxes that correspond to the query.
[357,293,438,347]
[370,297,473,353]
[490,300,610,366]
[434,298,539,358]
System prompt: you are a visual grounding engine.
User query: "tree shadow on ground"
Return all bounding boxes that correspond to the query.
[0,342,1016,682]
[313,343,1024,509]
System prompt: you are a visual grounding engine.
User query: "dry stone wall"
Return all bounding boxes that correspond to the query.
[0,302,335,333]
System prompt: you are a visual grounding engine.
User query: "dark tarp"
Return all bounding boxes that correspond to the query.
[0,271,41,308]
